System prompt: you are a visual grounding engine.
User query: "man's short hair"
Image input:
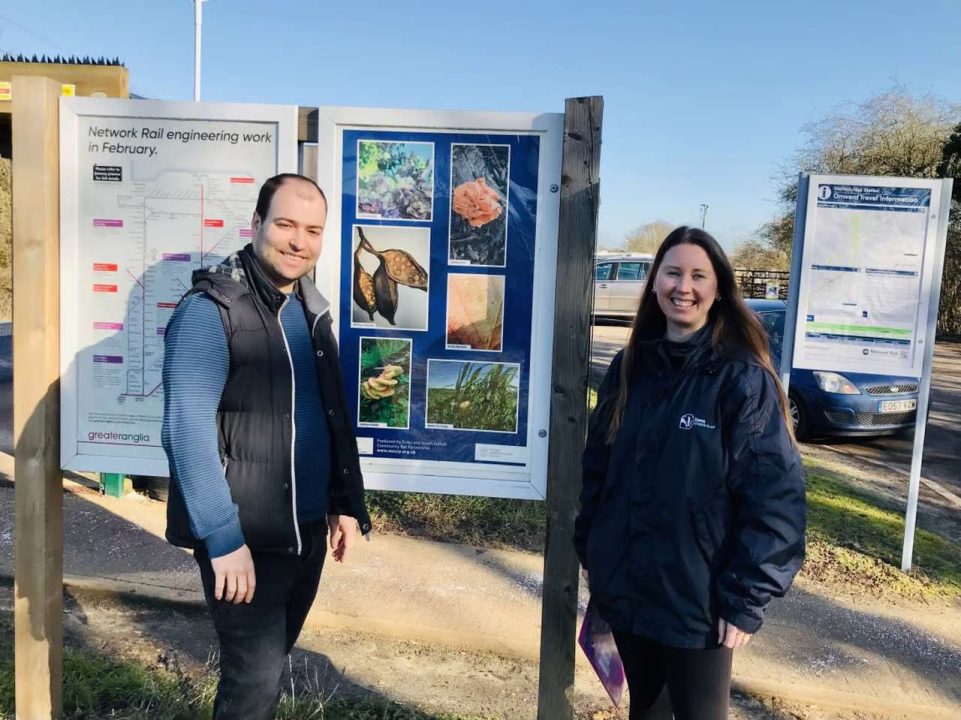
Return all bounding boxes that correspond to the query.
[254,173,328,221]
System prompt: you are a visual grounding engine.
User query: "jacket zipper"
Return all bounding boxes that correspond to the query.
[278,296,303,556]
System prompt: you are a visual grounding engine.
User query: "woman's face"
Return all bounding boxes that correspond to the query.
[653,243,718,339]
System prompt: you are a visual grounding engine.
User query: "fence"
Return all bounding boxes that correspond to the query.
[734,268,790,300]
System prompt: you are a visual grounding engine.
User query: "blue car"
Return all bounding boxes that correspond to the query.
[746,300,919,441]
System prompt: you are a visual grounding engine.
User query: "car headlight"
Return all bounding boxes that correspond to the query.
[813,371,860,395]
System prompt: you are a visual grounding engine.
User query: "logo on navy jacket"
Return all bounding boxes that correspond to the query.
[679,413,716,430]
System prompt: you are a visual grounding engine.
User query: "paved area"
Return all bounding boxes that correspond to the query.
[0,452,959,718]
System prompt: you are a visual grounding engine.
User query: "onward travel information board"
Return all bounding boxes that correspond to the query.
[791,175,946,378]
[60,98,297,474]
[315,108,562,499]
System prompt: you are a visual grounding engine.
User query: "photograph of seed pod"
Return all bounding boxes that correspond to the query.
[449,143,510,267]
[357,140,434,221]
[446,273,505,351]
[425,360,520,433]
[351,225,430,330]
[358,337,412,429]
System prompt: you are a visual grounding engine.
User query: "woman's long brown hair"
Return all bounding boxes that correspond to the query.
[605,226,793,443]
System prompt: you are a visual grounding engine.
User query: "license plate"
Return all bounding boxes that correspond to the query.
[879,399,917,413]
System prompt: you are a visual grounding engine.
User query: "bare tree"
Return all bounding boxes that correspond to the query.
[751,87,960,333]
[729,238,789,271]
[621,220,675,254]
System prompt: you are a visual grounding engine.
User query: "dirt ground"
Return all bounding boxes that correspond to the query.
[0,582,904,720]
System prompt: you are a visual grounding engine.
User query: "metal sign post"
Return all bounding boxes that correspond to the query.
[901,179,952,571]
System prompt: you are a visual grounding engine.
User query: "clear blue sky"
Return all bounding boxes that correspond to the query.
[2,0,959,250]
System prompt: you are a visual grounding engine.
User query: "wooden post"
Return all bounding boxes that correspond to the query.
[537,96,603,720]
[12,75,63,719]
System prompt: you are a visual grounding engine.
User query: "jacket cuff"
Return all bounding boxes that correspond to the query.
[203,517,245,558]
[329,495,372,534]
[720,607,763,635]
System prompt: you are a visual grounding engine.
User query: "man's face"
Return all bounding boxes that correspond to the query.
[251,179,327,292]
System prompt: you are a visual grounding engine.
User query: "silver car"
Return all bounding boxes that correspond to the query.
[593,253,653,319]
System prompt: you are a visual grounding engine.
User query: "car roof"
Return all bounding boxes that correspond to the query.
[744,299,786,312]
[595,254,654,262]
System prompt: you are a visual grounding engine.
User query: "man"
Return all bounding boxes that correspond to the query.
[162,173,371,719]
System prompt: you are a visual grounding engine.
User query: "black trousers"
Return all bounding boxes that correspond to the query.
[613,630,733,720]
[194,520,327,720]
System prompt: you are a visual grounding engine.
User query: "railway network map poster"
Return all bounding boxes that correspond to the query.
[60,98,297,474]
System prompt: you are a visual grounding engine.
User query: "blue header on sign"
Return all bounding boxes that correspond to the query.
[816,184,930,211]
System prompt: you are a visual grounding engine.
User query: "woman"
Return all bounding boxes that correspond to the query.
[575,227,805,719]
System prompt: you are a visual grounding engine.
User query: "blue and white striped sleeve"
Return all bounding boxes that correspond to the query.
[161,293,244,558]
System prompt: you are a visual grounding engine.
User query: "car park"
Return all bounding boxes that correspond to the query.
[747,299,919,440]
[593,253,654,319]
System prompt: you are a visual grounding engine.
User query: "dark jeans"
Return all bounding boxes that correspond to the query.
[612,630,733,720]
[194,520,327,720]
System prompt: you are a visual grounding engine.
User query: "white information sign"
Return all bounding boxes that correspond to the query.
[314,107,563,499]
[60,98,297,474]
[791,174,945,377]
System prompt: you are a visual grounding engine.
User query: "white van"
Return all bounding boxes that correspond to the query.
[593,253,654,319]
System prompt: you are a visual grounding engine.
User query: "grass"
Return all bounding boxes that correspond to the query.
[368,491,547,553]
[800,459,961,601]
[366,453,961,602]
[0,612,492,720]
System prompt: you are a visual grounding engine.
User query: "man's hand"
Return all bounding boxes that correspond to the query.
[327,514,357,563]
[210,544,256,604]
[717,618,752,649]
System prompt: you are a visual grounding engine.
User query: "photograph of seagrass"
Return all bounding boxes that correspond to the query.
[446,273,505,351]
[351,225,430,330]
[448,143,510,267]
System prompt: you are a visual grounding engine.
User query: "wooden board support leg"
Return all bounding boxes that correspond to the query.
[537,95,604,720]
[12,75,63,720]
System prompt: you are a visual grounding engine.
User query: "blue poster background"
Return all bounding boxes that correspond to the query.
[338,129,540,465]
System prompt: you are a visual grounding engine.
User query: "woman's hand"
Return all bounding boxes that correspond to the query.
[717,618,752,649]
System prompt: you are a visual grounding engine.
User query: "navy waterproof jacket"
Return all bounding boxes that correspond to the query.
[574,335,806,649]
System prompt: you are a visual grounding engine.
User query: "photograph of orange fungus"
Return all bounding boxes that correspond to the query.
[449,143,510,266]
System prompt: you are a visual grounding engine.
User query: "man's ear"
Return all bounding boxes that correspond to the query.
[251,212,262,234]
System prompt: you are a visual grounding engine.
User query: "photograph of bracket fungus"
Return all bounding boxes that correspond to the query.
[357,337,412,429]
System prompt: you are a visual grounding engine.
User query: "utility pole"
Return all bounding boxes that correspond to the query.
[699,203,708,229]
[193,0,207,101]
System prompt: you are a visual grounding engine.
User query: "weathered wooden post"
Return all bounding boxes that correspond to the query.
[12,75,63,719]
[537,95,603,720]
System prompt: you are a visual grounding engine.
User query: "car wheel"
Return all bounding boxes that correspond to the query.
[789,392,811,441]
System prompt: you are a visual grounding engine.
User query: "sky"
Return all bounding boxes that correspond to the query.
[1,0,959,250]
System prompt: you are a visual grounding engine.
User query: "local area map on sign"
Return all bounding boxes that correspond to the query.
[796,184,931,373]
[73,112,277,461]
